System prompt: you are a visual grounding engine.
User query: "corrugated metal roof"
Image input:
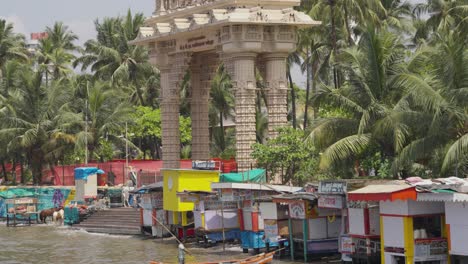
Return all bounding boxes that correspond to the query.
[417,192,468,202]
[348,185,413,194]
[211,182,302,193]
[272,192,319,201]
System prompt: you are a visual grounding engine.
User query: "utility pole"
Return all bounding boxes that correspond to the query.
[85,99,88,165]
[125,122,129,183]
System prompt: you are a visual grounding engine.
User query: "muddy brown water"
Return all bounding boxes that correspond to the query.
[0,225,335,264]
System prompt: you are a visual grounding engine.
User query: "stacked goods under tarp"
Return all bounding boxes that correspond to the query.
[220,169,266,183]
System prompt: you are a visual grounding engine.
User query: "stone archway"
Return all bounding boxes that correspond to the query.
[132,0,320,172]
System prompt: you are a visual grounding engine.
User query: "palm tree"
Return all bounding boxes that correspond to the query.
[74,10,154,106]
[286,52,301,129]
[308,27,406,173]
[0,69,75,184]
[210,64,234,136]
[0,19,28,78]
[413,0,468,36]
[45,22,79,51]
[390,30,468,176]
[36,23,78,86]
[37,38,76,84]
[73,80,134,163]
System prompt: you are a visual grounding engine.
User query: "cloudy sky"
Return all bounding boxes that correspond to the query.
[1,0,307,86]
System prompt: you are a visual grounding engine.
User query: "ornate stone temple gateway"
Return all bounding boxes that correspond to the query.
[131,0,319,172]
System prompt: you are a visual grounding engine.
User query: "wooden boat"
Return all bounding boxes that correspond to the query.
[150,252,275,264]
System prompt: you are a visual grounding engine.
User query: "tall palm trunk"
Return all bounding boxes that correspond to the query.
[304,48,311,130]
[11,159,16,184]
[312,61,319,119]
[219,112,226,151]
[135,85,145,106]
[343,2,353,46]
[329,0,340,89]
[1,160,7,181]
[288,71,297,129]
[30,149,43,185]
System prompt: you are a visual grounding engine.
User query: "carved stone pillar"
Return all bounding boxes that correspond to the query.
[230,53,258,172]
[264,53,289,139]
[160,52,191,168]
[190,53,217,160]
[155,0,167,15]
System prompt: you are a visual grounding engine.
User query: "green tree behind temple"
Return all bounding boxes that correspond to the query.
[129,106,192,160]
[252,127,323,185]
[74,10,157,106]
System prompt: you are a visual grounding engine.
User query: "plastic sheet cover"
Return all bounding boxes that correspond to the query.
[220,169,266,183]
[74,167,104,180]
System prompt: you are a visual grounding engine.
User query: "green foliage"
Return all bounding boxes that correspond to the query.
[179,115,192,146]
[130,106,161,139]
[129,106,191,159]
[252,127,320,185]
[95,139,115,162]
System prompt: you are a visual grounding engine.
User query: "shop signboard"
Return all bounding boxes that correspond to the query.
[318,195,344,209]
[7,198,37,205]
[340,236,354,254]
[415,239,448,257]
[384,247,405,254]
[220,188,234,202]
[289,201,306,219]
[319,181,347,194]
[264,220,279,243]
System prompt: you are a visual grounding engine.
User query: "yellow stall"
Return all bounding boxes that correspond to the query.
[162,169,220,238]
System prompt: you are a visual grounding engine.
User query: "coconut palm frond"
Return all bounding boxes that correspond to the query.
[320,133,372,169]
[441,134,468,173]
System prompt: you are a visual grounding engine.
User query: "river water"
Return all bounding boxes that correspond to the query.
[0,225,248,264]
[0,225,337,264]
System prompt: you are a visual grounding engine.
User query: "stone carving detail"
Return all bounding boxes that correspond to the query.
[263,26,274,41]
[277,26,295,41]
[155,0,217,15]
[228,53,258,172]
[264,55,289,139]
[191,52,219,160]
[160,52,192,168]
[232,25,243,39]
[245,25,262,40]
[249,7,268,22]
[220,26,231,42]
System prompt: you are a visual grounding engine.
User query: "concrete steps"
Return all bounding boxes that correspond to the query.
[73,207,142,235]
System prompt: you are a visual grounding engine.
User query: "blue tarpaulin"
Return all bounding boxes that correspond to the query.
[206,229,241,242]
[74,167,104,181]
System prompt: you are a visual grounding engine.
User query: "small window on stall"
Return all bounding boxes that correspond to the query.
[413,215,442,239]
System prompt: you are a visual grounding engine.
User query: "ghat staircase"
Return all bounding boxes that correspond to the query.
[73,207,142,235]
